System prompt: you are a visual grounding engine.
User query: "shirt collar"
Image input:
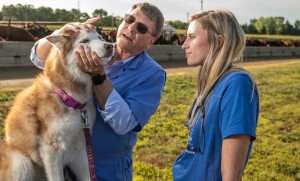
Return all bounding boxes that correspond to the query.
[106,52,144,70]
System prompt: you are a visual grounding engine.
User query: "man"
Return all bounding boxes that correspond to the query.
[30,2,165,180]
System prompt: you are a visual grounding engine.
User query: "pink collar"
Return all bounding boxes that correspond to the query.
[54,86,86,109]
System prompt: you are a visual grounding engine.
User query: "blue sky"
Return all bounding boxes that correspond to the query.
[1,0,299,24]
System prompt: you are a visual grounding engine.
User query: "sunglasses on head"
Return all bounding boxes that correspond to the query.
[123,14,156,37]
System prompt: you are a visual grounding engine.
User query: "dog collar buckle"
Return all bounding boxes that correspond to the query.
[80,108,89,127]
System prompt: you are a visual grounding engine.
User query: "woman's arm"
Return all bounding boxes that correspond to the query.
[221,134,251,181]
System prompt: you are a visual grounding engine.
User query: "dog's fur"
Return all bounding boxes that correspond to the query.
[0,30,114,181]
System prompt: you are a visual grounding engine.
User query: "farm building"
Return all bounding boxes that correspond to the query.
[162,24,176,35]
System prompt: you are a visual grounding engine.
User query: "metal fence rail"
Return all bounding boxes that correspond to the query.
[1,42,300,67]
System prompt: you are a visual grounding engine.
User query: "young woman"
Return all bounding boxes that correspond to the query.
[172,10,259,181]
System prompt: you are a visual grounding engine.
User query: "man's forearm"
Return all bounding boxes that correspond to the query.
[93,79,113,110]
[35,37,53,61]
[35,30,62,61]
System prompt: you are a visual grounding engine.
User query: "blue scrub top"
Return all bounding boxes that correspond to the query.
[92,51,166,180]
[173,71,259,181]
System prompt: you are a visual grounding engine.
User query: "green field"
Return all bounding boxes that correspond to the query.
[0,61,299,180]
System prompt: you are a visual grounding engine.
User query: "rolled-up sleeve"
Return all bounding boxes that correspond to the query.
[95,52,166,136]
[30,40,45,69]
[97,69,165,135]
[97,88,139,135]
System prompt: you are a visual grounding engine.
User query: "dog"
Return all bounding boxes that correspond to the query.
[0,30,114,181]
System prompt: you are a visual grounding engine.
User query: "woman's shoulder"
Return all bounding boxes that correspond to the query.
[217,70,257,91]
[222,70,253,83]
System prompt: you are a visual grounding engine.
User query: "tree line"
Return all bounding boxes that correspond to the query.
[0,4,123,28]
[1,4,299,35]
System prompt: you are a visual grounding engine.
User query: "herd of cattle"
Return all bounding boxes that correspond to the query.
[0,24,299,47]
[0,24,53,41]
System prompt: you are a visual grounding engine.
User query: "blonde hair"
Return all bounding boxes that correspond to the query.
[186,10,248,127]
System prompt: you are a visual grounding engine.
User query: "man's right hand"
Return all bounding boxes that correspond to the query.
[52,17,101,35]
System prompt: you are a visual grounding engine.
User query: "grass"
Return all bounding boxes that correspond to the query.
[0,61,299,180]
[0,88,22,139]
[132,61,300,180]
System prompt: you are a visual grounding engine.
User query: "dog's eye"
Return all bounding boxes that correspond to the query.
[80,39,90,43]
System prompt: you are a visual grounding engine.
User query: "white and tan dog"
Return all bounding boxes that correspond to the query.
[0,30,114,181]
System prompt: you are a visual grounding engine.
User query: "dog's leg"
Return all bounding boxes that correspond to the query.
[68,135,91,181]
[40,144,65,181]
[6,150,35,181]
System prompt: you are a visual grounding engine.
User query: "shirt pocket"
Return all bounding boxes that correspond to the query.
[173,151,198,181]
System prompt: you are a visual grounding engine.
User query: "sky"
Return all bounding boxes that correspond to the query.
[1,0,299,25]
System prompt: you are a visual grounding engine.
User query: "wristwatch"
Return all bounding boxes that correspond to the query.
[91,74,107,85]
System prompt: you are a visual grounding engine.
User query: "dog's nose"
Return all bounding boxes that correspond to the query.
[104,44,113,50]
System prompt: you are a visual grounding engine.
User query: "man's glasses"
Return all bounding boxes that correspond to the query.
[123,14,156,37]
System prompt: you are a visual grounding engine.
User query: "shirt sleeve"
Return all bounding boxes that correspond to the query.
[30,40,45,69]
[125,70,166,131]
[220,73,259,141]
[99,69,166,135]
[98,88,139,135]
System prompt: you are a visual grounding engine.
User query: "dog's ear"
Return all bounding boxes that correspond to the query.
[46,34,70,51]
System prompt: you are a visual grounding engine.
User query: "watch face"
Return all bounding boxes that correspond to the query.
[92,74,107,85]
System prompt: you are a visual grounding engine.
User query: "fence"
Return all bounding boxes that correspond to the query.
[1,42,300,67]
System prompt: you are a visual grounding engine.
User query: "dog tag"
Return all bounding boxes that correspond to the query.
[80,108,89,127]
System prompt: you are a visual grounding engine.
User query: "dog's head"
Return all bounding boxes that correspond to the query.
[46,30,114,63]
[44,30,114,85]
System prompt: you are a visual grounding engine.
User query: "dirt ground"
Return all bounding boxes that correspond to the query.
[0,57,299,89]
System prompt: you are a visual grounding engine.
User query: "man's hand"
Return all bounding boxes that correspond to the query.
[52,17,101,35]
[55,17,104,76]
[74,45,105,76]
[85,17,101,25]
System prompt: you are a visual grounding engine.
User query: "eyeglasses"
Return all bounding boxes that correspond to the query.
[123,14,156,37]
